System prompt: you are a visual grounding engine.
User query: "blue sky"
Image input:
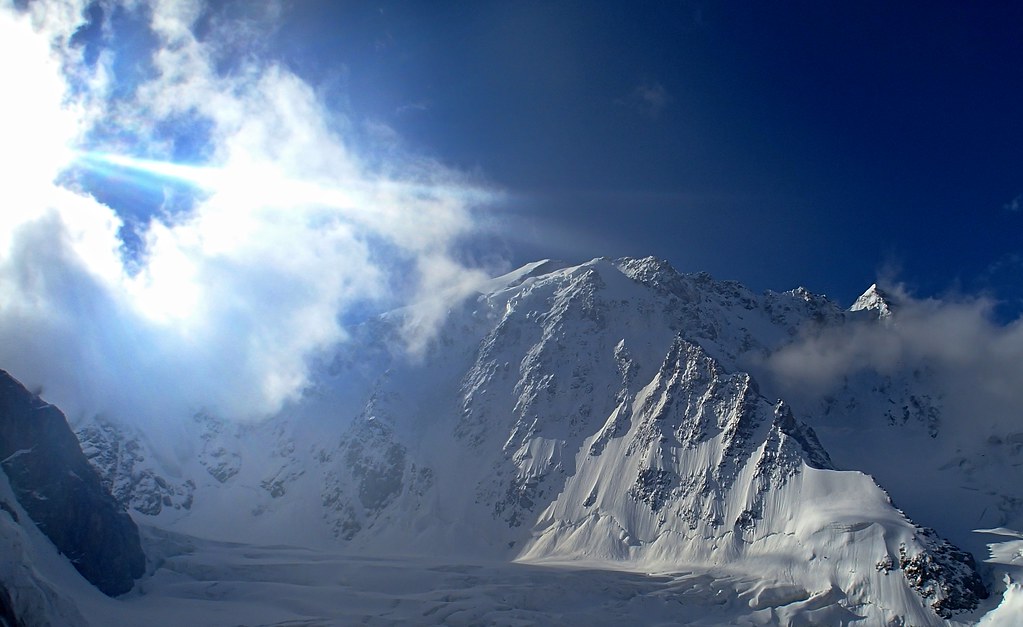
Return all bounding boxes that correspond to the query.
[266,1,1023,312]
[1,0,1021,422]
[66,1,1023,309]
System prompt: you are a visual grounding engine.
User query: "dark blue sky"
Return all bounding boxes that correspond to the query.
[86,1,1023,314]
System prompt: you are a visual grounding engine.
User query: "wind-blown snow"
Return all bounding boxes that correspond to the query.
[973,528,1023,625]
[978,580,1023,627]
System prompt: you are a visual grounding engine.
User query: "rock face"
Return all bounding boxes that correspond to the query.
[77,417,195,516]
[0,582,20,627]
[0,370,144,596]
[892,528,988,619]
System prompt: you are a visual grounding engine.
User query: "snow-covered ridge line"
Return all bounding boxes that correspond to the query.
[73,256,1016,624]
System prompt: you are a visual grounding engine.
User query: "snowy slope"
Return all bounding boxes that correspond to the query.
[69,256,1020,624]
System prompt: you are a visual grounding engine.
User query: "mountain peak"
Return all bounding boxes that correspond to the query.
[850,283,895,319]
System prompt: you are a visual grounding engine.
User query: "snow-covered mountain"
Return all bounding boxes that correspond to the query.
[60,257,1023,624]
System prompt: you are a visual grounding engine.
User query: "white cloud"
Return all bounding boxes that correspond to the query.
[759,282,1023,438]
[1005,194,1021,212]
[0,1,496,423]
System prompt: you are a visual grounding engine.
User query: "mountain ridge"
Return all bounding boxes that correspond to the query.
[45,256,1023,623]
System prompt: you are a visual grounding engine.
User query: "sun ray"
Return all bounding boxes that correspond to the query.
[75,151,229,190]
[73,150,494,213]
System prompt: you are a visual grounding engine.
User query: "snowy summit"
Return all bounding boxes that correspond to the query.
[850,283,896,320]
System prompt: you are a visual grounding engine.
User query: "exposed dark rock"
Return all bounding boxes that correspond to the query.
[631,468,675,512]
[494,475,542,527]
[0,370,145,596]
[322,414,420,540]
[202,449,240,483]
[897,529,988,617]
[0,500,17,523]
[76,418,195,515]
[772,401,834,470]
[0,582,21,627]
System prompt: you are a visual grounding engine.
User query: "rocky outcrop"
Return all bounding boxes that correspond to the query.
[0,582,20,627]
[76,418,194,515]
[0,370,145,596]
[321,395,432,541]
[890,528,988,618]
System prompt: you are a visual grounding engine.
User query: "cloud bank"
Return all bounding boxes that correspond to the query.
[0,0,495,424]
[761,283,1023,438]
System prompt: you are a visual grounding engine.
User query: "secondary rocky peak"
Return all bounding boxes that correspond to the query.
[851,283,896,319]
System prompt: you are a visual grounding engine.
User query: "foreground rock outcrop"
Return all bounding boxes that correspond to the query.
[0,370,144,596]
[0,582,20,627]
